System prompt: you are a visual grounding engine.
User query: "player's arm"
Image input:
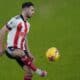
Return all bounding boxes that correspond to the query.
[0,25,9,54]
[0,17,16,54]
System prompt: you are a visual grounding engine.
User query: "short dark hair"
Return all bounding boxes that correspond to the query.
[22,2,34,8]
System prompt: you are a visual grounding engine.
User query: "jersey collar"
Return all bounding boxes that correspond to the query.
[20,15,26,22]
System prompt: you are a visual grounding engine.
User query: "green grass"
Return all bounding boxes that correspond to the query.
[0,0,80,80]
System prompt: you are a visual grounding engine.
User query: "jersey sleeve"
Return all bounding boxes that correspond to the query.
[6,18,17,30]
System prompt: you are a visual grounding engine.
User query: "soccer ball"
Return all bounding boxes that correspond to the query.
[46,47,60,61]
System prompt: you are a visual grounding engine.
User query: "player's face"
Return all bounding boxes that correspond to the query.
[25,6,35,18]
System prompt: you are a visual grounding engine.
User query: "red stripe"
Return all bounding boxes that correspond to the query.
[21,38,25,49]
[21,22,27,50]
[14,23,22,48]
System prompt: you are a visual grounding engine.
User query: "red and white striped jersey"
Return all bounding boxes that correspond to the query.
[6,15,30,50]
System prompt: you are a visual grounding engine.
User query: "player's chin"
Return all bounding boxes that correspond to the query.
[27,15,31,18]
[27,15,33,18]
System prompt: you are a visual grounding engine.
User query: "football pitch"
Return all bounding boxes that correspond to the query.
[0,0,80,80]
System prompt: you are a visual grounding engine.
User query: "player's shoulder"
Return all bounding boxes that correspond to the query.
[11,15,22,22]
[7,15,23,28]
[8,15,23,26]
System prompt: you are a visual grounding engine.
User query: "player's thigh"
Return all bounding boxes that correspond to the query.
[23,65,33,76]
[12,49,25,57]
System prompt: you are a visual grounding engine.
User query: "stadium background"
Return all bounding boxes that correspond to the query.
[0,0,80,80]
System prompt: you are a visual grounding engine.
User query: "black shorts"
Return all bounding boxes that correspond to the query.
[5,47,29,68]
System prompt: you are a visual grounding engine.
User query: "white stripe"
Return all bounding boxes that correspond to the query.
[7,28,17,47]
[17,36,22,48]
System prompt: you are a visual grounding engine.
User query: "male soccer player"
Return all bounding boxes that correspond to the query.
[0,2,47,80]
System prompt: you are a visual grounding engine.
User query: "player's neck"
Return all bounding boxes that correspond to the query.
[21,13,28,22]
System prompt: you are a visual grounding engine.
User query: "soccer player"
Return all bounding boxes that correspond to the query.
[0,2,47,80]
